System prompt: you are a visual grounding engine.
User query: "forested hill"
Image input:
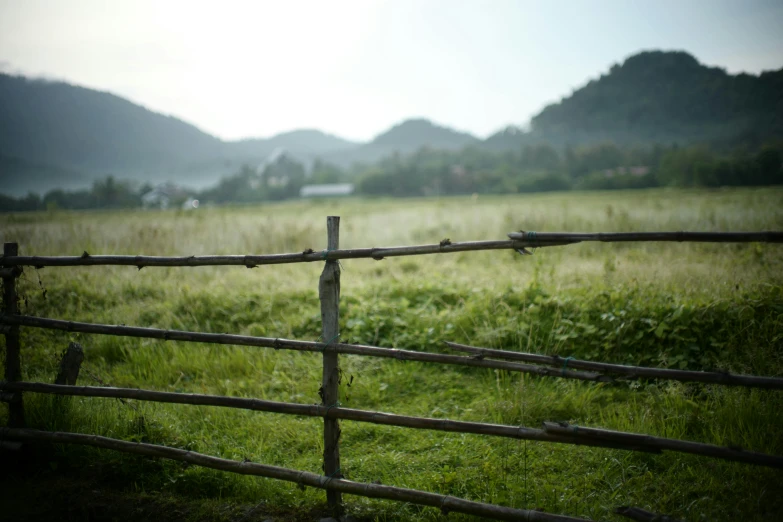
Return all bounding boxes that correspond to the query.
[318,119,480,168]
[0,73,225,172]
[528,51,783,147]
[0,73,475,193]
[371,119,478,149]
[2,50,783,197]
[0,74,360,192]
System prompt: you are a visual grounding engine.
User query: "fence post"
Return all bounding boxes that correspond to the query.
[319,216,342,514]
[3,242,25,428]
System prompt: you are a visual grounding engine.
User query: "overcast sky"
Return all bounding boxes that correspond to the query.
[1,0,781,142]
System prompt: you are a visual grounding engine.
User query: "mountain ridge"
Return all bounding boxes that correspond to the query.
[2,50,782,195]
[528,49,783,146]
[0,72,483,193]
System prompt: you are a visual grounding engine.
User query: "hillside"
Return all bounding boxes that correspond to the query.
[0,74,475,194]
[2,50,783,196]
[371,118,478,149]
[0,153,90,195]
[0,74,225,173]
[0,75,362,195]
[527,50,783,146]
[226,129,358,162]
[483,126,528,150]
[319,119,480,168]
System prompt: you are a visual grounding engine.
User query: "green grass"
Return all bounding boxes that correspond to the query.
[2,187,783,521]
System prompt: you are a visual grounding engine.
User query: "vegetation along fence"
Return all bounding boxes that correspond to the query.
[2,220,783,521]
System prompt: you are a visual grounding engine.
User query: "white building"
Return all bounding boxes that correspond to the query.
[141,183,188,209]
[141,186,171,209]
[300,184,354,198]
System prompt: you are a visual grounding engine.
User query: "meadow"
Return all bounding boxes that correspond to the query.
[2,187,783,521]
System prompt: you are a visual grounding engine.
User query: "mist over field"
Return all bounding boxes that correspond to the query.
[2,1,783,521]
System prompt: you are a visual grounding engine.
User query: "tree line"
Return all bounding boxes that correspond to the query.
[356,141,781,196]
[2,141,781,212]
[0,176,149,212]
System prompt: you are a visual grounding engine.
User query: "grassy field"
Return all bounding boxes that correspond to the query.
[2,187,783,521]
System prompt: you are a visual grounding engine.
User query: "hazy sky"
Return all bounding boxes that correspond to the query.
[1,0,782,142]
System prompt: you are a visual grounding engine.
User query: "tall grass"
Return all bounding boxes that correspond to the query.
[2,187,783,521]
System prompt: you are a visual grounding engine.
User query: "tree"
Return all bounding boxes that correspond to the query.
[310,160,345,184]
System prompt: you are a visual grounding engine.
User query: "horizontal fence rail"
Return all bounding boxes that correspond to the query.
[7,314,782,390]
[0,427,584,522]
[0,314,612,383]
[0,239,534,268]
[507,231,783,244]
[445,342,783,390]
[541,422,782,467]
[4,380,782,468]
[614,506,683,522]
[1,231,781,269]
[0,381,654,454]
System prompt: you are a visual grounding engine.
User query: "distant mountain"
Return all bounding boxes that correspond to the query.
[322,119,479,167]
[268,129,358,153]
[227,129,358,160]
[0,74,479,194]
[0,153,89,195]
[371,118,478,149]
[526,50,783,147]
[3,50,783,196]
[0,74,362,195]
[483,126,528,150]
[0,74,225,174]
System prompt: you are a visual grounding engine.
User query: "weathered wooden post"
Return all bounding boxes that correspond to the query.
[55,342,84,386]
[319,217,342,513]
[2,242,25,428]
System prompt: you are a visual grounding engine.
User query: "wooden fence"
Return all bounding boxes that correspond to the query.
[2,220,783,521]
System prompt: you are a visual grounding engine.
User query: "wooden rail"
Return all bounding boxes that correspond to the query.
[1,231,781,269]
[0,427,584,522]
[445,342,783,389]
[615,506,683,522]
[0,315,612,383]
[0,381,654,453]
[0,239,534,267]
[3,381,782,467]
[506,231,783,243]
